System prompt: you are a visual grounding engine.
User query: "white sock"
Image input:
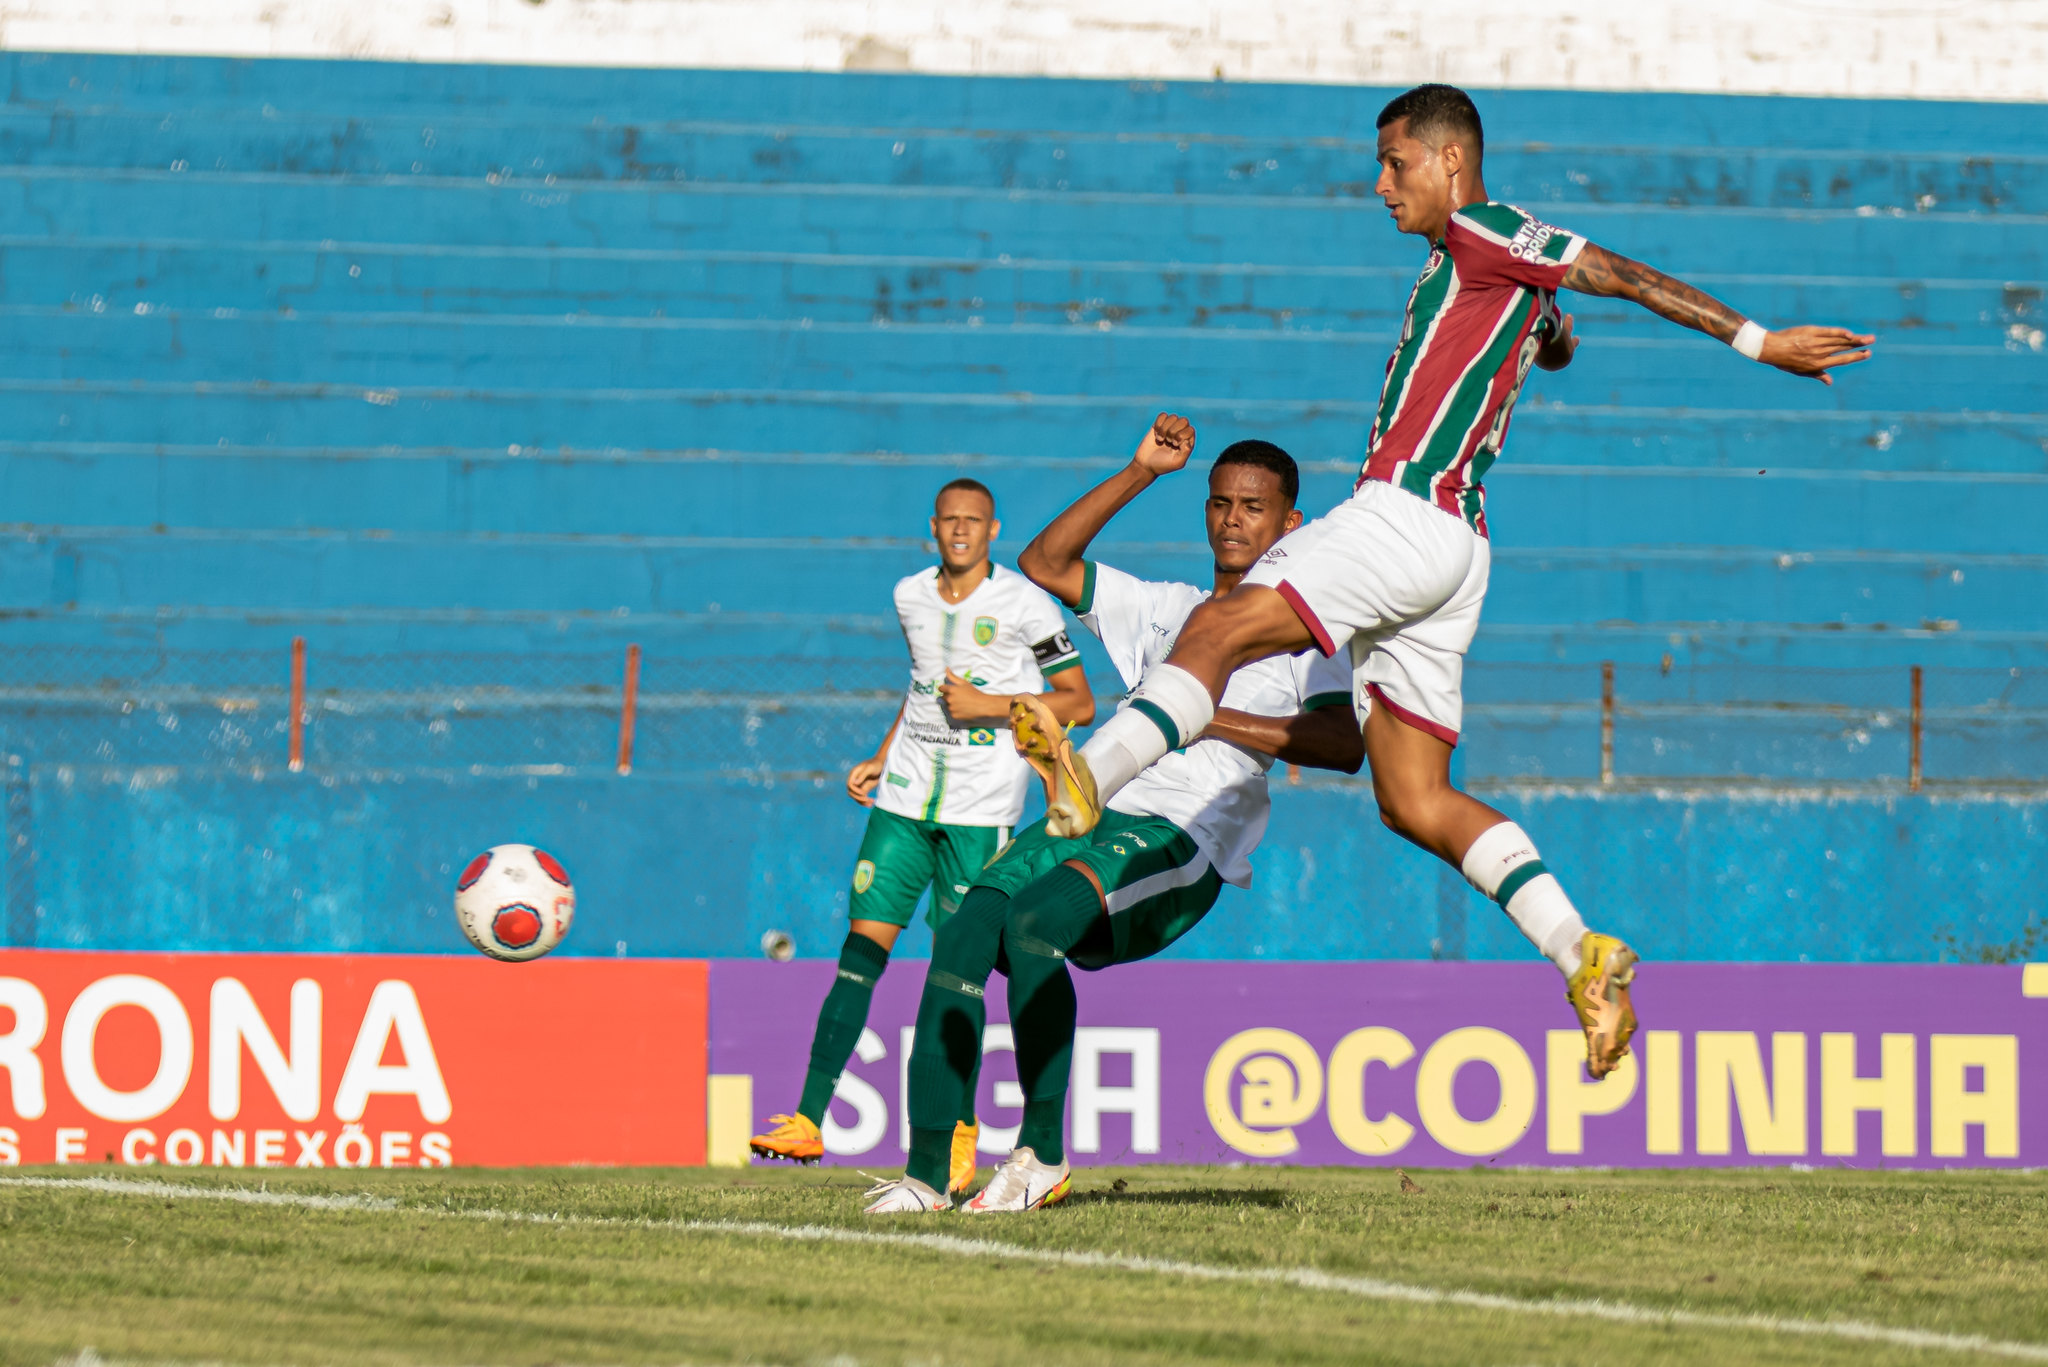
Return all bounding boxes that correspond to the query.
[1460,821,1586,977]
[1078,663,1215,801]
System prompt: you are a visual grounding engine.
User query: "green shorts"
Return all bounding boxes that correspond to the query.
[850,807,1010,930]
[972,813,1224,969]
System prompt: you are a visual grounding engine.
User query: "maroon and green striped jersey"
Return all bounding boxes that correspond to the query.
[1359,201,1586,536]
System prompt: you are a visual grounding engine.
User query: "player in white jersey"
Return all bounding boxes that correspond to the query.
[751,478,1094,1191]
[1018,85,1875,1083]
[865,417,1362,1212]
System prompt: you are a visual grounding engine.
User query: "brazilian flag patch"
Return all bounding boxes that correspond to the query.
[973,615,997,646]
[968,727,997,746]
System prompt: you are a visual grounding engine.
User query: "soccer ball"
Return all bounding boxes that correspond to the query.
[454,844,575,961]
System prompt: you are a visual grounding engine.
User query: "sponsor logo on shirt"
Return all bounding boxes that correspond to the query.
[1507,218,1560,261]
[905,723,965,746]
[887,773,911,787]
[1260,546,1287,563]
[974,615,999,646]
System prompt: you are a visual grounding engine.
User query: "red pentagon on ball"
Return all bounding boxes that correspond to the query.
[456,850,493,891]
[492,903,543,949]
[533,848,572,886]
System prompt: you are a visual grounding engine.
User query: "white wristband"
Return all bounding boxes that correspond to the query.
[1731,319,1769,360]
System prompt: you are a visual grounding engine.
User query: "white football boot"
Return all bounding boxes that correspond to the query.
[862,1174,952,1214]
[959,1147,1073,1213]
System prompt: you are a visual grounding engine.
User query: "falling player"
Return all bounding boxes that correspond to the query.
[1016,84,1876,1079]
[749,478,1095,1192]
[863,416,1363,1212]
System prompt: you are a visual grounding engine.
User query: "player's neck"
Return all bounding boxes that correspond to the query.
[935,558,993,604]
[1421,180,1489,241]
[1210,567,1246,597]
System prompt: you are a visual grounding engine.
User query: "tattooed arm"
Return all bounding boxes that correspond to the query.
[1563,242,1873,385]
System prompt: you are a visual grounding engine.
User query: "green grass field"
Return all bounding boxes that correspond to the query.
[3,1164,2045,1366]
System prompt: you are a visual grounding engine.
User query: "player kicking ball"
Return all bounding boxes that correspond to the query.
[750,477,1094,1194]
[864,416,1364,1212]
[1019,85,1875,1080]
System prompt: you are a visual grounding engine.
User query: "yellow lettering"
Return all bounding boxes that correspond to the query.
[1326,1027,1415,1156]
[1202,1029,1323,1159]
[1696,1032,1807,1156]
[1414,1027,1537,1157]
[1546,1030,1638,1154]
[1820,1033,1916,1157]
[1643,1030,1683,1155]
[1930,1034,2018,1159]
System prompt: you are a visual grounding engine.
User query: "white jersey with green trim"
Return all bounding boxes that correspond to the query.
[873,563,1082,828]
[1076,560,1353,888]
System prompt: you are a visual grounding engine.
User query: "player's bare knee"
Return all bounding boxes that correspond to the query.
[1372,778,1451,844]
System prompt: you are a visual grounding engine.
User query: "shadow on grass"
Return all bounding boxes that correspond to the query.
[1065,1187,1292,1209]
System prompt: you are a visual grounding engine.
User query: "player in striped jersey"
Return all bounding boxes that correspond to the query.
[1027,84,1875,1080]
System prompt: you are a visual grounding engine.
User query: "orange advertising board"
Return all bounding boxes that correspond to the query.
[0,950,707,1168]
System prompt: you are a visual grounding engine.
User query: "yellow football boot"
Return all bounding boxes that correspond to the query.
[1566,932,1639,1080]
[749,1112,824,1164]
[949,1120,979,1195]
[1009,694,1101,837]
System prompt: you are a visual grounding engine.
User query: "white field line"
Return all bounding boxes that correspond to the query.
[6,1175,2047,1362]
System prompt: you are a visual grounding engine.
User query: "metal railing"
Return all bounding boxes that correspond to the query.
[0,643,2040,789]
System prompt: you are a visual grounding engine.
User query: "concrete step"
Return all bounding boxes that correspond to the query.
[5,171,2040,279]
[11,54,2044,155]
[1,310,2029,410]
[13,241,2034,345]
[8,107,2044,214]
[0,528,2029,629]
[1,443,2040,555]
[2,384,2039,475]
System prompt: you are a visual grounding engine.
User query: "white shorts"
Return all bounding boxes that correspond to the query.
[1241,480,1491,746]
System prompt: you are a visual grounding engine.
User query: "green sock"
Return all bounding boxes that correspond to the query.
[1018,1097,1066,1165]
[907,1125,954,1193]
[903,887,1010,1190]
[796,930,892,1127]
[1006,866,1103,1169]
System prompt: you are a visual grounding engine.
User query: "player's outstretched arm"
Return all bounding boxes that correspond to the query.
[1563,243,1874,386]
[1202,704,1364,775]
[1016,412,1195,606]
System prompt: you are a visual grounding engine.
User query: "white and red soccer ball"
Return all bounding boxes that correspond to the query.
[454,844,575,961]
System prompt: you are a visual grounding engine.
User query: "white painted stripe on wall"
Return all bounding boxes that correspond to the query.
[7,1174,2048,1361]
[1,0,2045,102]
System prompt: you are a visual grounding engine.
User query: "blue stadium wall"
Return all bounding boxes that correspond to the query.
[0,52,2041,963]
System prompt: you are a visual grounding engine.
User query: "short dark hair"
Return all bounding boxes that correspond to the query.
[1376,84,1484,164]
[934,477,995,514]
[1212,440,1299,507]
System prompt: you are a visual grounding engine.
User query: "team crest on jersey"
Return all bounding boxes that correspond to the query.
[852,859,876,893]
[968,727,997,746]
[973,616,998,646]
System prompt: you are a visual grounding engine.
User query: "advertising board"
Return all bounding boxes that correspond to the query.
[0,950,707,1168]
[713,960,2047,1169]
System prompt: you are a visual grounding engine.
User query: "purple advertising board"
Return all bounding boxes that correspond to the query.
[712,960,2048,1169]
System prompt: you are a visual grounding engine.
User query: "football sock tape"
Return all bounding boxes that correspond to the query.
[1460,822,1587,977]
